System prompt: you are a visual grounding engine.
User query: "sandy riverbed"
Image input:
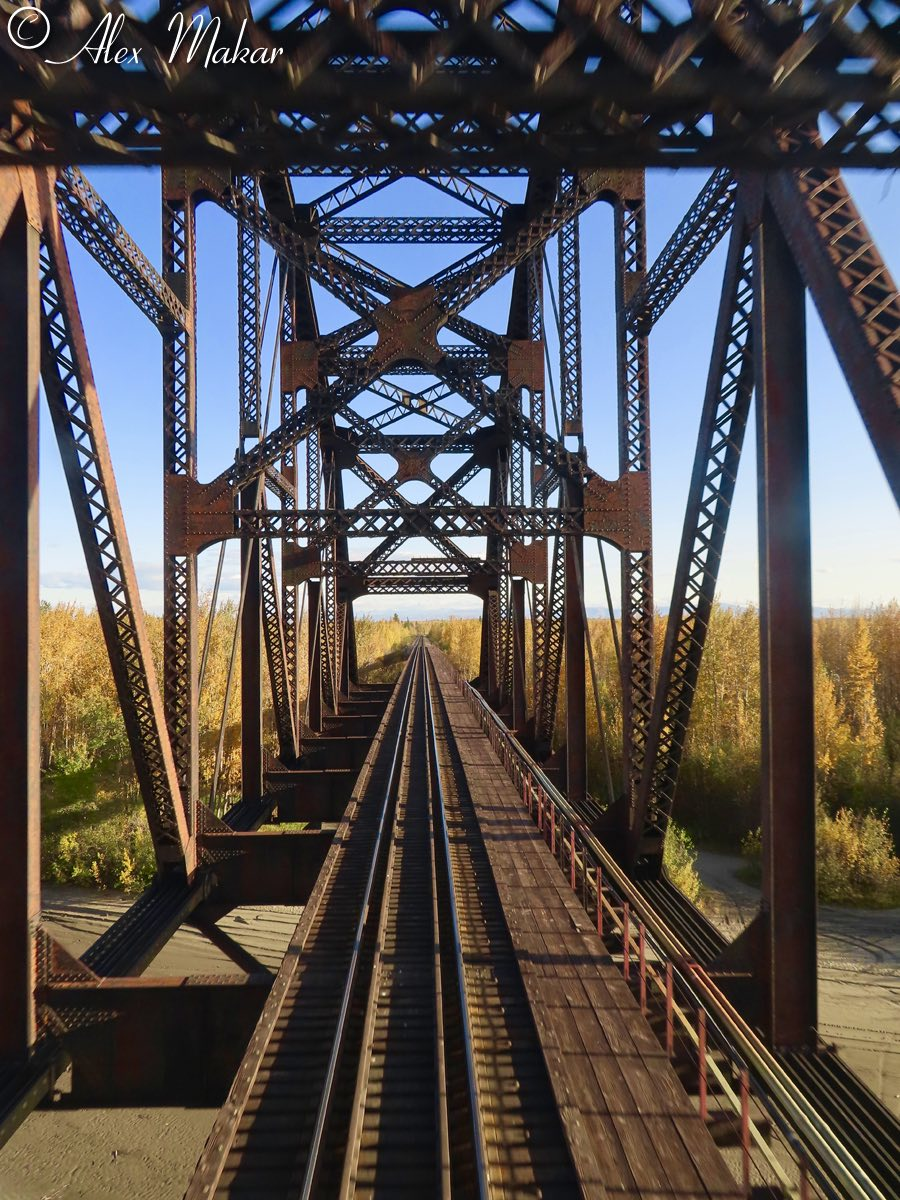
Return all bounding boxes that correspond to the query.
[0,864,897,1199]
[698,851,900,1116]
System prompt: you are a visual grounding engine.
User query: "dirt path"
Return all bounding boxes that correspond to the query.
[698,851,900,1116]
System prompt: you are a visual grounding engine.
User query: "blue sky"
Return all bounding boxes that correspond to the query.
[40,167,899,619]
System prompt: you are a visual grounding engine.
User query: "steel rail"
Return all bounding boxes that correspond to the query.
[449,657,889,1200]
[337,665,419,1195]
[423,649,491,1200]
[297,640,422,1200]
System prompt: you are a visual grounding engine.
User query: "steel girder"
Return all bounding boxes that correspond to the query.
[754,193,818,1050]
[55,166,188,331]
[232,504,635,544]
[625,169,737,334]
[766,167,900,506]
[237,174,261,443]
[322,217,500,244]
[632,206,755,872]
[161,172,199,840]
[1,4,897,167]
[260,535,297,761]
[0,179,41,1065]
[558,185,583,440]
[615,180,655,812]
[39,180,191,870]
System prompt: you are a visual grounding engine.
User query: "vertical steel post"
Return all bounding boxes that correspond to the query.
[528,250,547,733]
[478,593,492,695]
[754,196,818,1050]
[346,605,359,687]
[565,479,587,805]
[307,579,323,734]
[339,603,351,696]
[241,486,263,800]
[162,171,198,838]
[614,181,654,829]
[280,264,300,755]
[238,175,264,798]
[632,216,754,871]
[237,174,261,445]
[0,185,40,1065]
[487,589,500,703]
[511,578,527,734]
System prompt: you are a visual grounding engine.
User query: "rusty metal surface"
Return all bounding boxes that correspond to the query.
[754,199,818,1052]
[40,177,191,871]
[1,9,897,1169]
[0,5,897,167]
[0,180,40,1068]
[632,209,755,871]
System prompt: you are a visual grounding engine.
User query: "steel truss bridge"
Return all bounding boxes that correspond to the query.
[0,2,898,1197]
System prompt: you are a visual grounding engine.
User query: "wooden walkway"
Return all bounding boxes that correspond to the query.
[429,647,743,1200]
[186,643,744,1199]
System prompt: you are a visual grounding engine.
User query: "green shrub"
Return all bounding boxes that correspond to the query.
[740,807,900,907]
[817,807,900,906]
[42,789,156,894]
[663,821,702,902]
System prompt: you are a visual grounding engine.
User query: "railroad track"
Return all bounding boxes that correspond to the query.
[189,638,579,1198]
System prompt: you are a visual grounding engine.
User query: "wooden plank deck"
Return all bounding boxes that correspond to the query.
[429,650,743,1200]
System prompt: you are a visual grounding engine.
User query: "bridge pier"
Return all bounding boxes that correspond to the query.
[754,196,818,1051]
[240,483,264,800]
[565,481,587,806]
[0,180,41,1068]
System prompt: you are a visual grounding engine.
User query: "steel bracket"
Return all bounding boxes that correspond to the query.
[283,542,321,586]
[371,285,445,369]
[583,471,651,552]
[507,339,544,391]
[281,340,319,392]
[510,540,547,584]
[393,449,434,484]
[165,475,234,556]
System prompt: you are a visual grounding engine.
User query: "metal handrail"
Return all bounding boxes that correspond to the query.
[439,647,887,1200]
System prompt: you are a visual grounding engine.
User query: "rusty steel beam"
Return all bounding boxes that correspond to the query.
[162,171,199,846]
[1,5,896,167]
[40,182,191,871]
[240,485,263,803]
[615,178,654,819]
[260,537,298,761]
[40,973,271,1106]
[323,216,500,244]
[754,197,818,1052]
[54,166,189,331]
[237,173,261,443]
[511,579,527,736]
[632,207,755,873]
[307,579,323,734]
[625,170,736,334]
[0,176,41,1067]
[564,481,587,807]
[766,168,900,506]
[227,495,646,547]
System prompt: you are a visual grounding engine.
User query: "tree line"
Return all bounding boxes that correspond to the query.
[40,600,899,900]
